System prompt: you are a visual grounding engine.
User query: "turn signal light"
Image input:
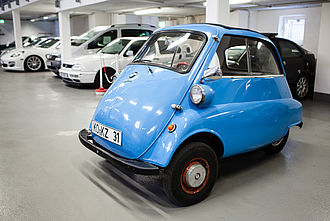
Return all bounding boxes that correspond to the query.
[168,124,176,133]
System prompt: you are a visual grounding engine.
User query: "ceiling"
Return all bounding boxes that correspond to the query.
[0,0,329,20]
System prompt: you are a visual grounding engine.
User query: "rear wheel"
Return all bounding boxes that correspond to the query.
[262,130,289,155]
[24,55,44,71]
[293,74,309,101]
[163,142,218,206]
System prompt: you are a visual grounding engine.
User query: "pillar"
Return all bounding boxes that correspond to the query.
[12,9,22,49]
[58,11,72,61]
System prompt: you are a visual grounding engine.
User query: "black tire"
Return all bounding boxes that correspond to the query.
[163,142,218,206]
[93,68,116,89]
[24,55,44,72]
[292,74,309,101]
[262,130,289,155]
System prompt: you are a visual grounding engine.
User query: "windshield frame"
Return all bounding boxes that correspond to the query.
[131,30,207,74]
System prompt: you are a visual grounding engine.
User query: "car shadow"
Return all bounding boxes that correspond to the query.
[79,145,289,218]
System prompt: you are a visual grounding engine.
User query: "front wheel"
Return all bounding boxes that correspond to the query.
[262,130,289,155]
[24,55,44,72]
[163,142,218,206]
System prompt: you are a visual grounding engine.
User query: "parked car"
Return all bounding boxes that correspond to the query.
[59,37,148,87]
[0,36,33,55]
[263,33,316,100]
[46,24,155,75]
[78,24,303,206]
[0,37,59,71]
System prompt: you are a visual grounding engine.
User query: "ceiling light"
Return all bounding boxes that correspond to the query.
[134,8,162,15]
[43,16,49,20]
[30,19,35,22]
[229,0,252,4]
[203,0,252,6]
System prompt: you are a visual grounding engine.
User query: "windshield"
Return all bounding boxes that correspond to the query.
[100,39,131,54]
[133,31,205,73]
[38,39,59,48]
[71,26,108,46]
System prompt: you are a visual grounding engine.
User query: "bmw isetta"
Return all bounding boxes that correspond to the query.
[79,24,302,206]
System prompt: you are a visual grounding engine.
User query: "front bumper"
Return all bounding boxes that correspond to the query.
[46,60,61,75]
[60,68,96,85]
[78,129,160,175]
[0,57,24,71]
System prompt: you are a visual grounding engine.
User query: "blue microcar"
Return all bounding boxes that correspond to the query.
[79,24,303,206]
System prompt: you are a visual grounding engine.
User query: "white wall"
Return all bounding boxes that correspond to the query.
[0,20,57,44]
[255,7,322,55]
[315,3,330,95]
[71,15,89,36]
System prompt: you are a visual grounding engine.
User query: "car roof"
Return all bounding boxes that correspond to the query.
[158,23,271,43]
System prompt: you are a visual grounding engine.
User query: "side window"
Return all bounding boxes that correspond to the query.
[121,29,153,37]
[88,30,117,49]
[125,40,146,56]
[213,35,282,76]
[248,39,281,75]
[277,39,302,58]
[221,36,248,75]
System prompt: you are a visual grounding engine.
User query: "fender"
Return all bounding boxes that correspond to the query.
[139,108,226,168]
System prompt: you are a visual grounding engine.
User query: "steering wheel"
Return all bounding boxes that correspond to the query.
[176,62,190,72]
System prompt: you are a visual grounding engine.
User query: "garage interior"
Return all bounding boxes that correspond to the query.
[0,0,330,220]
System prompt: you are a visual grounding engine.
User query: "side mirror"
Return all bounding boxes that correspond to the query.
[125,50,134,57]
[200,67,223,83]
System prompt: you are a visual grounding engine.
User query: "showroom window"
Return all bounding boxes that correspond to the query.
[213,35,281,76]
[278,15,305,45]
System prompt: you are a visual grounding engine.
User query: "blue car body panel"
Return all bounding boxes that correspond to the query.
[89,24,302,167]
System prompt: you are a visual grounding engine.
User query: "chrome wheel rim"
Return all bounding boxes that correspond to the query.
[296,76,309,98]
[27,56,41,71]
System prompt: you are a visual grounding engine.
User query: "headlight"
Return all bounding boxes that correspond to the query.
[10,51,24,58]
[46,54,52,59]
[190,84,205,105]
[72,64,82,71]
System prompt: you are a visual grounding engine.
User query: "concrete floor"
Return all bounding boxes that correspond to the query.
[0,70,329,221]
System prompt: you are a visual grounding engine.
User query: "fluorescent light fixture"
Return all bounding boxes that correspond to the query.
[43,16,49,20]
[229,0,251,4]
[134,8,162,15]
[203,0,251,6]
[30,19,36,22]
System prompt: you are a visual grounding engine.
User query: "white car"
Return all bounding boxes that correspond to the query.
[0,38,60,71]
[59,37,148,88]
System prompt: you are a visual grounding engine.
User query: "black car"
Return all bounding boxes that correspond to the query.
[263,33,316,100]
[46,53,61,75]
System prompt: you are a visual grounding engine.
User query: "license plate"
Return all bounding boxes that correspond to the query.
[91,120,122,146]
[60,72,68,78]
[46,61,51,66]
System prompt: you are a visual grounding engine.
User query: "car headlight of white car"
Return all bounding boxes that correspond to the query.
[46,54,52,59]
[72,64,82,71]
[10,51,25,58]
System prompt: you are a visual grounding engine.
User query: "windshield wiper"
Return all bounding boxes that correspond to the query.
[134,59,153,74]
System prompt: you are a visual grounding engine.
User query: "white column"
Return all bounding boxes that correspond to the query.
[58,11,72,61]
[12,9,23,49]
[315,3,330,95]
[206,0,230,25]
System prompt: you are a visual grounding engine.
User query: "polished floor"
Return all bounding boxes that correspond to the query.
[0,70,329,221]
